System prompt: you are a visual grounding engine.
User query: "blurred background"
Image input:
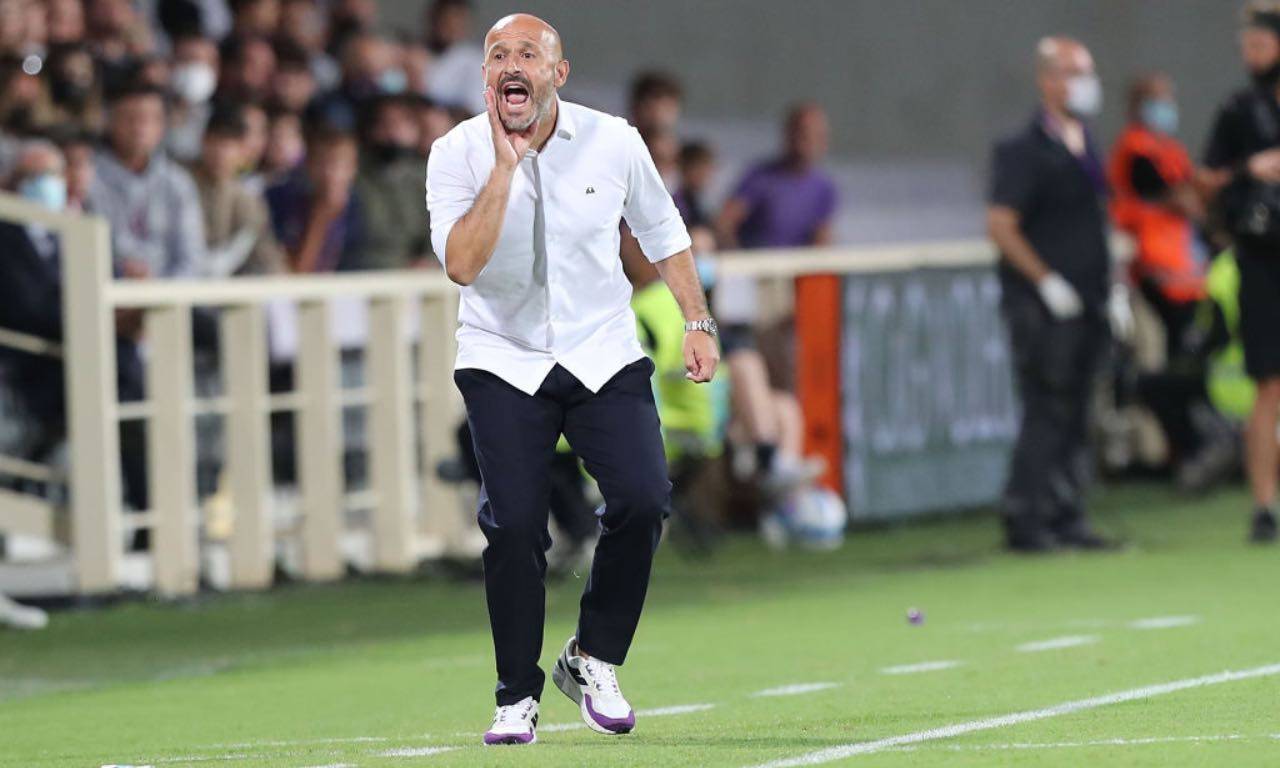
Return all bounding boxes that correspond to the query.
[0,0,1270,627]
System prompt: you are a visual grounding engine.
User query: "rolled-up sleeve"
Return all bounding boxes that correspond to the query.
[621,127,691,263]
[425,133,477,268]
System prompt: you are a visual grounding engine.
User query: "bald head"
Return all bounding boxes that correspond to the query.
[482,13,569,133]
[1036,36,1092,77]
[485,13,562,60]
[1035,36,1099,119]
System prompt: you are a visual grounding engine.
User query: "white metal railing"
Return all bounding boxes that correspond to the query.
[0,193,467,597]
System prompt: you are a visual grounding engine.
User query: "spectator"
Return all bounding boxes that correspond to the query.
[166,32,220,162]
[414,95,456,157]
[718,103,836,250]
[193,102,285,277]
[278,0,339,91]
[0,54,55,136]
[265,125,363,272]
[261,106,304,182]
[238,100,269,193]
[0,0,36,57]
[217,34,275,104]
[88,83,207,278]
[0,139,148,512]
[674,140,715,230]
[86,0,156,92]
[352,93,429,269]
[1109,72,1234,489]
[270,42,318,114]
[47,0,86,47]
[327,0,377,60]
[986,37,1127,552]
[641,126,679,191]
[133,53,172,91]
[1111,72,1205,330]
[308,32,403,132]
[55,130,95,211]
[422,0,483,113]
[1199,1,1280,543]
[629,70,682,138]
[228,0,280,39]
[45,43,104,133]
[711,103,836,496]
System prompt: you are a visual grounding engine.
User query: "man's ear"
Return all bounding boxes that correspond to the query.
[555,59,570,89]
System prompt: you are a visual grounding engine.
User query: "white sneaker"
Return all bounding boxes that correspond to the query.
[483,696,538,745]
[0,594,48,630]
[551,636,635,735]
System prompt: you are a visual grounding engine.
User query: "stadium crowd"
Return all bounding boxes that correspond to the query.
[4,0,1280,627]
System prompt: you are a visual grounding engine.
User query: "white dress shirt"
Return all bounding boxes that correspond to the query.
[426,98,692,395]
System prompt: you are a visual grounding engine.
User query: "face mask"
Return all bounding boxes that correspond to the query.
[369,141,410,164]
[171,62,217,104]
[1140,99,1178,135]
[51,77,92,108]
[1065,74,1102,118]
[695,255,717,290]
[377,69,407,95]
[19,173,68,212]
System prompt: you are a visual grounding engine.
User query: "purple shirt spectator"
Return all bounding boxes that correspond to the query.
[731,157,838,249]
[265,169,365,272]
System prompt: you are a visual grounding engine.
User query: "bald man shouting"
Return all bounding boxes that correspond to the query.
[426,14,718,745]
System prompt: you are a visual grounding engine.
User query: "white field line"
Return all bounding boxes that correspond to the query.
[377,746,456,758]
[295,764,357,768]
[745,662,1280,768]
[880,661,962,676]
[886,733,1250,753]
[1129,615,1201,630]
[541,702,715,732]
[753,683,841,697]
[1016,635,1099,653]
[219,736,393,749]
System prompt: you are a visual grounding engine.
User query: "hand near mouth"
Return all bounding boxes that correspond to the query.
[486,86,539,171]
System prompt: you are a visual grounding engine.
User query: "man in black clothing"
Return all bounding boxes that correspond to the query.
[986,37,1128,552]
[1200,2,1280,543]
[0,140,148,511]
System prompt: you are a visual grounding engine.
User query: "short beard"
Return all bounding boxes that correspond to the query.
[502,88,554,133]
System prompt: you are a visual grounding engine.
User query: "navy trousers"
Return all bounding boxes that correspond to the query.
[454,359,671,706]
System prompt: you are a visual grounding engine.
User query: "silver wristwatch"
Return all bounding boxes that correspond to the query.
[684,317,719,337]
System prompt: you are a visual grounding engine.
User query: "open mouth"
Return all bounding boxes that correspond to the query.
[501,81,531,108]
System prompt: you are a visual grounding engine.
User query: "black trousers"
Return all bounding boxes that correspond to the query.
[454,359,671,706]
[1001,298,1107,539]
[454,421,599,544]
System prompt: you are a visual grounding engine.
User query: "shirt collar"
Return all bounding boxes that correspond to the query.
[552,97,575,141]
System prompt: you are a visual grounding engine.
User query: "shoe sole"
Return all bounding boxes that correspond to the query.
[552,655,632,736]
[483,732,537,746]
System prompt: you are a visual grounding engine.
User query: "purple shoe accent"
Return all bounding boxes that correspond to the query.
[583,694,635,733]
[484,730,535,745]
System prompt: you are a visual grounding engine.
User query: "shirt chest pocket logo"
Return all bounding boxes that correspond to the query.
[586,186,596,194]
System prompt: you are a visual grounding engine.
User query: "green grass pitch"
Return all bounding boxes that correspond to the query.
[2,482,1278,767]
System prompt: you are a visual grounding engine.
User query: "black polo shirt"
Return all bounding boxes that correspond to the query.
[1203,85,1280,251]
[1203,85,1280,172]
[987,113,1112,310]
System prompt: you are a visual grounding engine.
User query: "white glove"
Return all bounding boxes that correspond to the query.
[1036,272,1083,320]
[1107,283,1136,341]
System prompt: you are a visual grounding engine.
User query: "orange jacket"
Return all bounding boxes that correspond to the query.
[1108,125,1204,303]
